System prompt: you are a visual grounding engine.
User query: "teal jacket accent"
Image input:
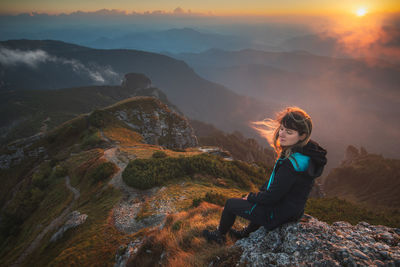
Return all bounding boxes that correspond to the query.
[288,152,310,172]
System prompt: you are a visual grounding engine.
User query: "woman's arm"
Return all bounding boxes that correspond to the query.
[247,160,299,205]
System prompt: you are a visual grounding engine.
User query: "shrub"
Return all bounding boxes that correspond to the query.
[80,129,103,149]
[122,154,267,190]
[88,109,113,128]
[171,220,183,231]
[50,165,68,179]
[203,192,227,206]
[32,162,52,190]
[192,198,203,207]
[86,162,117,183]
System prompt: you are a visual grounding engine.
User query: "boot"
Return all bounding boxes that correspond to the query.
[229,223,260,239]
[202,229,226,244]
[229,227,250,239]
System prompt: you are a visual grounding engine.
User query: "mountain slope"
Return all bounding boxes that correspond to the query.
[1,95,399,266]
[0,40,275,146]
[324,145,400,211]
[0,93,270,266]
[0,73,181,146]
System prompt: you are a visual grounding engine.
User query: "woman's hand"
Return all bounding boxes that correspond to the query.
[242,194,248,200]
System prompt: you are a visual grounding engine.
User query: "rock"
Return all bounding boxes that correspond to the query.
[112,97,198,149]
[50,210,88,242]
[114,239,142,267]
[234,214,400,266]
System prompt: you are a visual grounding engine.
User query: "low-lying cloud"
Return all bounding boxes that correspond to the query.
[321,13,400,64]
[0,47,49,67]
[0,47,119,84]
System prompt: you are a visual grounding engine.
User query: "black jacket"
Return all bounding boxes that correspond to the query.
[247,139,327,230]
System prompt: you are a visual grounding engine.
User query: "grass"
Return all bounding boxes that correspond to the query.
[0,173,73,266]
[305,197,400,228]
[18,151,123,266]
[103,126,144,145]
[126,202,246,267]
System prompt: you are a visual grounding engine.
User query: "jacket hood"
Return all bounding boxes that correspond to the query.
[293,139,327,178]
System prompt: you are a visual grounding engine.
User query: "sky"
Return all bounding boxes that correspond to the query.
[1,0,399,15]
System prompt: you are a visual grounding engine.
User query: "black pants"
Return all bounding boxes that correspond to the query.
[218,198,274,235]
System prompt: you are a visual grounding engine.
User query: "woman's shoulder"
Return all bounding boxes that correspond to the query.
[287,152,310,172]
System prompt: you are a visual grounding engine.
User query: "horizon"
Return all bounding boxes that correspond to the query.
[1,0,400,16]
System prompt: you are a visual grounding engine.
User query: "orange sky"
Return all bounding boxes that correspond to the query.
[1,0,399,15]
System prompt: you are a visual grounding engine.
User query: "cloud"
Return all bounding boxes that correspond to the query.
[321,13,400,64]
[0,47,49,67]
[173,7,185,15]
[0,47,120,84]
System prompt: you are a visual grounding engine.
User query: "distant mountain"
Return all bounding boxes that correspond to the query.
[0,73,181,145]
[280,32,400,65]
[280,34,340,58]
[189,119,274,165]
[324,145,400,211]
[84,28,253,53]
[0,40,276,147]
[172,48,400,168]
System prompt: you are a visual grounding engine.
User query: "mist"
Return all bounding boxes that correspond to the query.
[1,9,399,169]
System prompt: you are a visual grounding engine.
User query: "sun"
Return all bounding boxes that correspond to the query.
[356,7,367,17]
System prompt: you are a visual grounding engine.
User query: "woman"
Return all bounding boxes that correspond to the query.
[203,106,327,243]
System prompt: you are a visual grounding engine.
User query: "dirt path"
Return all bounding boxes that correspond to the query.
[11,176,80,267]
[99,130,167,234]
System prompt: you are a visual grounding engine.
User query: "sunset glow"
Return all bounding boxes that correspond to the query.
[0,0,399,15]
[356,7,367,17]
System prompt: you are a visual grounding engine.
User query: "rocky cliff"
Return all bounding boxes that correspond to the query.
[234,214,400,266]
[103,96,198,149]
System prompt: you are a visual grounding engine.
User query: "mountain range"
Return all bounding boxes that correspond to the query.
[0,40,277,149]
[172,48,400,166]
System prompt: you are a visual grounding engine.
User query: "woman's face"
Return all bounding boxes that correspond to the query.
[278,124,306,147]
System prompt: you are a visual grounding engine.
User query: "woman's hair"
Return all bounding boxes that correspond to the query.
[250,106,313,160]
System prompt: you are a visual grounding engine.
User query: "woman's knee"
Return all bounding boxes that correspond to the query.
[224,198,235,210]
[224,198,244,211]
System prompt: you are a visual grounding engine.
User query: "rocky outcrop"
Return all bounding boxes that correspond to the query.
[235,214,400,266]
[110,97,198,149]
[50,210,88,243]
[0,133,47,169]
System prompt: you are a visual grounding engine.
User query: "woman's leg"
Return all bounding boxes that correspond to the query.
[218,198,264,234]
[203,198,271,243]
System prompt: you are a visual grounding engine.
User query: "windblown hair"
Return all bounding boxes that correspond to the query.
[250,106,313,160]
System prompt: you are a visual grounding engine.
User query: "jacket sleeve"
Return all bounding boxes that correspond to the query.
[247,159,299,205]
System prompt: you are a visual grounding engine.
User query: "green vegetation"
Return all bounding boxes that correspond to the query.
[204,192,228,206]
[88,109,115,128]
[192,191,228,207]
[305,197,400,228]
[0,160,68,244]
[85,161,117,184]
[80,128,104,150]
[324,151,400,210]
[122,154,268,190]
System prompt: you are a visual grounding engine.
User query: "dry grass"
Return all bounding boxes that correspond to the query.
[103,126,144,146]
[127,202,246,267]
